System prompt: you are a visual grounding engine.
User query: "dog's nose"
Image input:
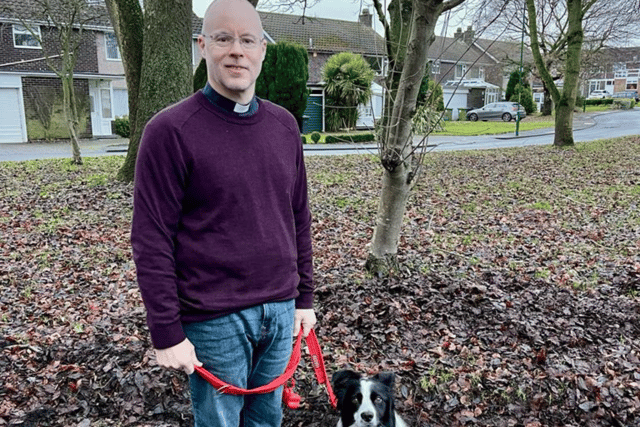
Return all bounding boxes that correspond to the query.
[361,412,374,422]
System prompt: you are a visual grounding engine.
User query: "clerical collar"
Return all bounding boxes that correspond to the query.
[202,83,259,117]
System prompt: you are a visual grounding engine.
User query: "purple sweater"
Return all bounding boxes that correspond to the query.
[131,91,314,349]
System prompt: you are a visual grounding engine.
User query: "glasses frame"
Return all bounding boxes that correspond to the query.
[203,33,265,51]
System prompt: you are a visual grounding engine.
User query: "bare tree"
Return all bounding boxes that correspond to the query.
[475,0,640,115]
[364,0,466,274]
[14,0,105,164]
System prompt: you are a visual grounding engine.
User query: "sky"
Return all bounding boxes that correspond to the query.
[191,0,470,38]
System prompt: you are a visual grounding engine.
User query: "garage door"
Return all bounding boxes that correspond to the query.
[0,88,26,143]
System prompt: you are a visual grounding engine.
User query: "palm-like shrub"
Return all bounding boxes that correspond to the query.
[323,52,375,131]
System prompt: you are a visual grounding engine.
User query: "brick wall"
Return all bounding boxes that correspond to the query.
[21,76,92,139]
[0,23,98,73]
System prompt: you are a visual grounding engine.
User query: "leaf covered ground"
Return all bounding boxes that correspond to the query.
[1,138,639,427]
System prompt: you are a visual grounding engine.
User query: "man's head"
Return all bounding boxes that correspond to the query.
[198,0,266,104]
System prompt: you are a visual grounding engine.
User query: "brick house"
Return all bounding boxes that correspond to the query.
[0,0,132,142]
[583,46,640,97]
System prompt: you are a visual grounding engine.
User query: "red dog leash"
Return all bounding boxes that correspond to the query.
[193,329,337,409]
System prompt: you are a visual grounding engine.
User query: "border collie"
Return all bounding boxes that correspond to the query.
[332,370,408,427]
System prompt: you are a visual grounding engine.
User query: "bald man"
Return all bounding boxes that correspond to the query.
[131,0,316,424]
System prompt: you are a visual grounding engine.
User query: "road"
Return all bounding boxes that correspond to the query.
[1,109,639,161]
[304,108,640,156]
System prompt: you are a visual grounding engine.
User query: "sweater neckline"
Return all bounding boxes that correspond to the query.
[195,91,265,125]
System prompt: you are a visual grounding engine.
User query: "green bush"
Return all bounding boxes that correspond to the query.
[301,135,306,144]
[113,116,130,138]
[323,52,375,131]
[255,42,309,130]
[509,83,537,114]
[193,58,208,92]
[584,98,614,106]
[325,133,375,144]
[310,132,321,143]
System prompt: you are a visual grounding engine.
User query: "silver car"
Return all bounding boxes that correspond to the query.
[466,102,527,122]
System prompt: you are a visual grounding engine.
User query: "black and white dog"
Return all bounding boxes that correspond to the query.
[332,370,408,427]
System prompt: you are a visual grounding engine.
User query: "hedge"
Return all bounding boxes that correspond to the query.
[325,133,375,144]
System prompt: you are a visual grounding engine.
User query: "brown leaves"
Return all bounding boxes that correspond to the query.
[2,138,640,425]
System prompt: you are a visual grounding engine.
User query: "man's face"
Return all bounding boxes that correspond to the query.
[198,0,266,104]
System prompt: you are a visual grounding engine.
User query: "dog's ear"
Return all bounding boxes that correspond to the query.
[372,372,396,389]
[331,370,361,409]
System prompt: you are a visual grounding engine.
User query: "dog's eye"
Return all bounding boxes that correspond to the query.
[352,393,362,405]
[374,396,384,405]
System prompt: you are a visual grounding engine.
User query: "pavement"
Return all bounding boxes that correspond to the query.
[0,111,603,162]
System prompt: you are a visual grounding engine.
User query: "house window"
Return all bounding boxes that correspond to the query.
[105,32,121,60]
[455,64,467,79]
[100,89,112,118]
[13,24,41,48]
[478,67,485,80]
[429,60,440,75]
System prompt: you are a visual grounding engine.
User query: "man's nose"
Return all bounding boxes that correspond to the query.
[228,38,244,55]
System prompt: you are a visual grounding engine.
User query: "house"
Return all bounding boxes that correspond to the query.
[0,0,132,143]
[427,26,534,112]
[583,46,640,97]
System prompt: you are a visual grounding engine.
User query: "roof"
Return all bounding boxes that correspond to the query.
[0,0,111,29]
[429,36,495,65]
[258,12,385,56]
[474,38,534,65]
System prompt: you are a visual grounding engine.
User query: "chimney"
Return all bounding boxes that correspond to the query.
[463,25,475,44]
[359,8,372,27]
[454,27,463,40]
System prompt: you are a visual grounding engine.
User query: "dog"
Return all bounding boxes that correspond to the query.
[332,369,408,427]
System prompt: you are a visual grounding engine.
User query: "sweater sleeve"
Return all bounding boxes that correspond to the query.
[131,114,189,349]
[291,131,314,309]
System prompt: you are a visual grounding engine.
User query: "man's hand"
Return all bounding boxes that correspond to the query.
[155,338,202,375]
[293,308,317,337]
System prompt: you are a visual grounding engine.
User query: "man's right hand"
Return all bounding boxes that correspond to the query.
[155,338,202,375]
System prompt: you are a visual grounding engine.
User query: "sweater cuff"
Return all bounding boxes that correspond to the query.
[149,321,186,350]
[295,291,314,310]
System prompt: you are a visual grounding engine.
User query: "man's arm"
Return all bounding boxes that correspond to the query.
[131,116,190,351]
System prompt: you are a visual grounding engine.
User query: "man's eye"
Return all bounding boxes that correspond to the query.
[216,35,232,43]
[242,38,256,46]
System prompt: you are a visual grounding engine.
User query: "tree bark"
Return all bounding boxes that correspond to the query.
[106,0,193,182]
[105,0,143,181]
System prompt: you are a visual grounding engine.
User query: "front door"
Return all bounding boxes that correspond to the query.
[89,81,113,136]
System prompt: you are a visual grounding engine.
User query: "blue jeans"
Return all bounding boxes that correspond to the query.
[184,300,295,427]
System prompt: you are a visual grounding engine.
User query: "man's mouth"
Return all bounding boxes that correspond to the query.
[226,65,246,71]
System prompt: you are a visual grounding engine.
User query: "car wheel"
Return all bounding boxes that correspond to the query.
[502,113,512,122]
[468,113,478,122]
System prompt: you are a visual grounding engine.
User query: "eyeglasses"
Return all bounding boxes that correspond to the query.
[204,33,263,50]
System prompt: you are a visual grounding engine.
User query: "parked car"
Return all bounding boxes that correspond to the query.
[587,90,611,99]
[466,102,527,122]
[612,91,640,102]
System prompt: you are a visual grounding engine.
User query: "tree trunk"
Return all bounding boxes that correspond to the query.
[105,0,144,182]
[526,0,586,147]
[108,0,193,182]
[366,0,464,275]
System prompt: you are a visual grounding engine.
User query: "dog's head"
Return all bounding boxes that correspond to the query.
[332,369,398,427]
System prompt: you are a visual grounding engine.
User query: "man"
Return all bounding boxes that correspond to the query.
[130,0,316,425]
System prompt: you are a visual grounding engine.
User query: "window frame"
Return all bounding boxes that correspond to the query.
[13,24,42,49]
